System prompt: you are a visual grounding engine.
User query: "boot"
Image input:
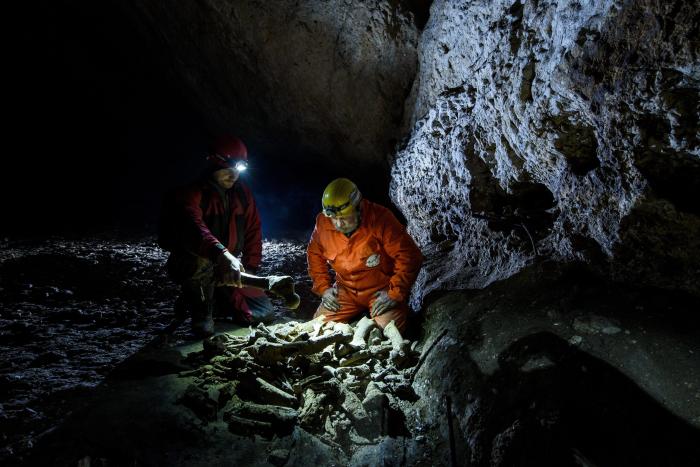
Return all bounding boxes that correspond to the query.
[184,284,215,338]
[191,303,214,338]
[173,294,189,319]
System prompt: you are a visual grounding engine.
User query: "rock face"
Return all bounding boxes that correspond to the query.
[409,263,700,466]
[121,0,419,173]
[391,0,700,306]
[115,0,699,305]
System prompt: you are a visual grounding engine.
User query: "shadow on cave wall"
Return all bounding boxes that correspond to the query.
[456,331,700,466]
[466,147,556,253]
[418,262,700,466]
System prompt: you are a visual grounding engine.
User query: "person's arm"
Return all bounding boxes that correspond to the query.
[179,187,228,260]
[241,188,263,271]
[307,219,333,296]
[179,187,242,286]
[379,212,424,303]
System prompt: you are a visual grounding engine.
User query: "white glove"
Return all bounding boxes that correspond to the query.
[216,250,244,287]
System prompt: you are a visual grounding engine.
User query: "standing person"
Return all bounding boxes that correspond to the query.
[307,178,423,332]
[160,134,273,337]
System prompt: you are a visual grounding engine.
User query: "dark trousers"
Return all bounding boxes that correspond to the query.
[167,253,274,324]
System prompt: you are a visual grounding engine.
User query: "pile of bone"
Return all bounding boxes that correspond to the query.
[178,316,421,447]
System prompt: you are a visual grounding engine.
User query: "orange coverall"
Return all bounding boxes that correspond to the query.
[307,199,423,331]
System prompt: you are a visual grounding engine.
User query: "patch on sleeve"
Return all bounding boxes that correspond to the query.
[365,253,381,268]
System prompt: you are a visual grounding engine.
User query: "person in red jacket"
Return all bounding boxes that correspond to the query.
[163,135,273,337]
[307,178,423,332]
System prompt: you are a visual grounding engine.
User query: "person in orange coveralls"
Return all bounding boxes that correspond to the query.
[307,178,423,332]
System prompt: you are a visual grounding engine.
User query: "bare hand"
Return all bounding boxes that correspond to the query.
[370,290,397,317]
[321,287,340,312]
[216,251,244,287]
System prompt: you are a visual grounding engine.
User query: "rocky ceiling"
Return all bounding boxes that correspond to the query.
[118,0,429,178]
[118,0,699,303]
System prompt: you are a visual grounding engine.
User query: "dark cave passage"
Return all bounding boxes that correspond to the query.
[3,0,700,466]
[4,0,400,240]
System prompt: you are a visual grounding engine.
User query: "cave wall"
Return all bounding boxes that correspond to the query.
[391,0,700,306]
[110,0,699,303]
[120,0,420,174]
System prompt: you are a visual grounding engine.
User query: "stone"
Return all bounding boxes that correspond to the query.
[120,0,419,179]
[391,0,700,307]
[178,384,218,422]
[350,316,378,350]
[268,448,290,467]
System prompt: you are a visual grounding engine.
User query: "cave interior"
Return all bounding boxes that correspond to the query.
[2,1,700,466]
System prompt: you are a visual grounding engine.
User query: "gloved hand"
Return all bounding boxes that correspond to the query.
[216,250,244,287]
[321,287,340,312]
[370,290,397,317]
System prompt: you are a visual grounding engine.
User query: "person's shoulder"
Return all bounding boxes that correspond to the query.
[364,200,395,223]
[315,212,334,230]
[173,180,205,201]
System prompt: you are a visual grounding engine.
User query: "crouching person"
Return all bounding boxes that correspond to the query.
[159,135,274,337]
[307,178,423,332]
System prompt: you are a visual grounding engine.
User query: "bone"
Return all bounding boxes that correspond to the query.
[229,272,300,309]
[340,385,371,435]
[323,365,338,378]
[225,414,274,437]
[306,331,352,353]
[331,322,354,336]
[298,388,327,429]
[292,375,326,395]
[335,343,353,358]
[339,350,372,367]
[248,340,286,365]
[311,320,324,338]
[382,320,410,355]
[226,401,298,425]
[291,331,310,343]
[265,275,301,309]
[185,318,424,442]
[350,317,378,350]
[254,377,297,407]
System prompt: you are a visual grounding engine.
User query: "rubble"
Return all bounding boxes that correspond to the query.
[179,319,420,450]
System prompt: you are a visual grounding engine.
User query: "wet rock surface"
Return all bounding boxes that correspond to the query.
[0,236,313,466]
[392,0,700,306]
[411,262,700,466]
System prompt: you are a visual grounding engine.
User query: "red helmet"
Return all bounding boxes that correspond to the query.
[207,135,248,169]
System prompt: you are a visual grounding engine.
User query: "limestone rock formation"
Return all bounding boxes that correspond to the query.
[391,0,700,306]
[409,263,700,465]
[121,0,420,173]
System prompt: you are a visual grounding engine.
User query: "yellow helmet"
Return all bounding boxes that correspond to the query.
[322,178,362,217]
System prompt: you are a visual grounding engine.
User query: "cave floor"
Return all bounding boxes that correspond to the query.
[0,236,316,466]
[2,237,700,466]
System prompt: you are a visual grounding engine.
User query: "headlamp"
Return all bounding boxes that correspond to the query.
[234,160,248,172]
[322,201,352,218]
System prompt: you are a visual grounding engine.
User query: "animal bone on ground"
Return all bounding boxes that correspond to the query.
[350,316,377,350]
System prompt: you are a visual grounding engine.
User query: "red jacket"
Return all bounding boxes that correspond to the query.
[307,199,423,303]
[175,180,262,270]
